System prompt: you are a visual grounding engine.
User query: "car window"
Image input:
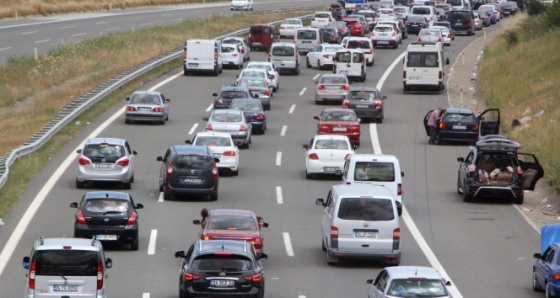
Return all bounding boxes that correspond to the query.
[174,154,213,169]
[84,144,125,161]
[241,71,265,79]
[413,7,431,14]
[250,27,263,35]
[195,136,232,147]
[208,216,257,231]
[84,199,129,213]
[444,113,476,122]
[320,76,347,84]
[297,30,317,39]
[349,90,377,100]
[220,91,247,99]
[272,46,295,56]
[322,111,357,121]
[347,40,371,49]
[230,102,262,111]
[34,250,98,276]
[130,94,160,104]
[387,279,448,296]
[336,52,352,63]
[354,161,395,181]
[337,197,395,221]
[314,139,349,149]
[283,19,301,25]
[222,46,236,53]
[191,255,254,270]
[376,26,393,32]
[315,13,331,18]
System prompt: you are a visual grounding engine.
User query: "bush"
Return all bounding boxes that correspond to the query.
[543,0,560,27]
[526,0,548,15]
[501,29,519,47]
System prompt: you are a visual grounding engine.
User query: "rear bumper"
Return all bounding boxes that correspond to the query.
[125,113,165,122]
[75,224,138,243]
[352,108,383,121]
[438,131,479,142]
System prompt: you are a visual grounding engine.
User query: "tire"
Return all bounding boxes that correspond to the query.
[163,187,171,201]
[462,184,473,202]
[130,239,139,251]
[393,44,398,49]
[546,282,554,298]
[306,170,312,179]
[183,69,188,76]
[232,168,239,176]
[513,193,524,205]
[388,256,401,266]
[306,57,311,69]
[371,58,374,66]
[125,118,131,124]
[376,116,382,124]
[210,193,218,201]
[533,270,543,292]
[294,67,300,76]
[76,179,84,189]
[317,59,322,70]
[123,180,132,190]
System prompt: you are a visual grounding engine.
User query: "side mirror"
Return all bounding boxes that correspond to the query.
[193,219,201,225]
[76,149,82,154]
[401,171,405,177]
[534,252,543,259]
[212,92,218,97]
[125,97,130,101]
[445,57,450,64]
[257,252,268,260]
[457,157,465,163]
[105,258,113,269]
[135,203,144,209]
[313,116,320,120]
[445,280,452,286]
[156,156,164,162]
[235,75,239,79]
[382,95,387,100]
[262,222,269,228]
[23,256,30,270]
[175,251,186,258]
[132,151,138,155]
[202,117,209,121]
[315,198,326,206]
[70,202,78,208]
[366,279,374,285]
[303,144,309,150]
[185,140,193,144]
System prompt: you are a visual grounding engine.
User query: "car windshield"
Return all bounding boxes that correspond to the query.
[83,144,125,162]
[220,91,248,99]
[283,19,301,25]
[208,215,257,231]
[297,30,317,39]
[347,40,371,49]
[349,90,378,100]
[230,102,262,111]
[322,111,357,121]
[354,161,395,182]
[129,94,160,105]
[195,136,232,147]
[191,255,254,271]
[173,154,213,169]
[34,250,98,276]
[314,139,349,149]
[387,279,449,297]
[83,199,129,213]
[337,197,395,221]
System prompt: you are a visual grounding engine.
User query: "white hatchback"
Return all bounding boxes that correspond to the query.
[187,132,240,176]
[371,24,401,49]
[230,0,253,11]
[311,11,335,28]
[279,18,303,38]
[306,44,344,70]
[303,135,355,178]
[221,44,244,69]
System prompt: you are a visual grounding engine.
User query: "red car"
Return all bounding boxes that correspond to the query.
[343,17,367,36]
[314,108,361,147]
[193,209,269,253]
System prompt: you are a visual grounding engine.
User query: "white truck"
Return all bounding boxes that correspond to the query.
[183,39,223,76]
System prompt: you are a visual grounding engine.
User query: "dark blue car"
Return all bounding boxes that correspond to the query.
[229,98,267,134]
[423,108,500,145]
[533,224,560,297]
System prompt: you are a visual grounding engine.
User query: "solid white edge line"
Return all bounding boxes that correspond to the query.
[289,104,296,114]
[282,232,294,257]
[0,71,182,278]
[377,52,406,92]
[299,87,306,96]
[188,123,199,135]
[369,123,382,155]
[276,186,283,204]
[205,103,213,112]
[147,229,157,255]
[275,152,282,166]
[280,125,287,137]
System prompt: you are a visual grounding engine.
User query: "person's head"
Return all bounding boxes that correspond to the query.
[436,107,443,112]
[257,216,264,227]
[201,208,208,219]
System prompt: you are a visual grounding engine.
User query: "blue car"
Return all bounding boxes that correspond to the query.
[229,98,267,134]
[533,224,560,297]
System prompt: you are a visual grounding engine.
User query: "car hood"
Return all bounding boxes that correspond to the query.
[541,224,560,253]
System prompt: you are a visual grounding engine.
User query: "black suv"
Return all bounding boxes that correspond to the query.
[456,135,544,204]
[212,86,253,109]
[157,145,219,201]
[447,10,475,35]
[70,191,144,250]
[175,239,268,298]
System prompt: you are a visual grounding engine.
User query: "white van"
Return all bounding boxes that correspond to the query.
[183,39,223,76]
[315,184,401,265]
[294,27,322,54]
[345,37,375,66]
[23,237,112,298]
[446,0,471,10]
[342,154,404,215]
[410,5,437,25]
[333,49,367,82]
[269,42,300,75]
[402,42,450,93]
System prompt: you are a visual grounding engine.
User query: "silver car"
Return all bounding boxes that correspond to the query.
[367,266,452,298]
[125,90,170,124]
[76,138,137,189]
[203,109,252,149]
[314,74,350,104]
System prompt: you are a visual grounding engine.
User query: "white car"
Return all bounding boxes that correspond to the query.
[430,25,452,46]
[187,132,240,176]
[377,8,397,20]
[230,0,253,11]
[367,266,453,298]
[222,37,251,61]
[306,44,344,70]
[311,11,335,28]
[393,5,411,20]
[371,24,401,49]
[417,28,443,49]
[221,44,244,69]
[303,135,355,178]
[279,18,303,38]
[245,61,280,92]
[345,37,375,66]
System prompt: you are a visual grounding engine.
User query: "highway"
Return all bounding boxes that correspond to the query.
[0,2,543,297]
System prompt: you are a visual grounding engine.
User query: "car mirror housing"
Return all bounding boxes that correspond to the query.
[175,251,186,258]
[135,203,144,209]
[257,252,268,260]
[457,157,465,163]
[105,258,113,269]
[303,144,309,150]
[315,198,326,206]
[193,219,201,225]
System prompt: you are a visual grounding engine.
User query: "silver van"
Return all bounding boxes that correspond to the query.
[294,27,322,55]
[315,184,401,265]
[23,237,112,298]
[269,42,300,75]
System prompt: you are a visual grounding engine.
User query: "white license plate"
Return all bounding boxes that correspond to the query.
[332,127,347,132]
[188,63,198,68]
[53,285,79,292]
[253,42,262,45]
[213,153,222,158]
[185,178,202,183]
[327,87,339,92]
[355,104,369,108]
[94,164,111,169]
[211,280,235,287]
[453,125,467,130]
[455,22,463,25]
[323,167,340,172]
[377,41,389,44]
[96,235,117,241]
[139,107,152,111]
[408,76,420,80]
[355,231,377,238]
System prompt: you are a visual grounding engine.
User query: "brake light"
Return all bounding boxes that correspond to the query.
[393,228,400,240]
[76,211,87,224]
[329,18,332,21]
[240,124,248,131]
[318,84,325,90]
[254,113,265,121]
[126,106,136,112]
[403,70,406,79]
[318,125,330,132]
[206,123,213,131]
[418,36,422,42]
[371,31,376,37]
[392,31,396,37]
[184,273,202,281]
[323,54,330,59]
[243,273,262,282]
[468,165,476,172]
[439,122,446,129]
[447,33,452,38]
[117,157,130,167]
[28,262,36,289]
[97,262,103,290]
[472,123,479,131]
[232,53,239,57]
[78,156,91,166]
[223,151,236,156]
[342,99,350,107]
[152,106,163,112]
[268,74,275,79]
[214,52,218,60]
[166,161,173,180]
[374,100,383,108]
[344,154,350,160]
[309,153,319,160]
[331,226,339,240]
[349,125,360,132]
[397,183,402,196]
[341,85,349,90]
[264,89,271,96]
[126,212,137,226]
[203,235,212,240]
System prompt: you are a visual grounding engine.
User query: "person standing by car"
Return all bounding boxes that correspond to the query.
[200,208,209,228]
[427,107,443,144]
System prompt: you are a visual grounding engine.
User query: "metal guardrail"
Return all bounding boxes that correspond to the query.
[0,11,314,190]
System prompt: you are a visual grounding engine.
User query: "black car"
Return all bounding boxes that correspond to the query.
[156,145,219,201]
[405,15,429,35]
[329,2,347,21]
[456,135,544,204]
[175,239,268,298]
[70,191,144,250]
[229,98,267,134]
[447,10,475,35]
[320,27,341,44]
[342,86,386,123]
[212,86,254,109]
[423,108,500,145]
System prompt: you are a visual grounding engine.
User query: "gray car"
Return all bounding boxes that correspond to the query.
[202,109,252,149]
[367,266,452,297]
[315,74,350,104]
[124,90,170,124]
[75,138,137,189]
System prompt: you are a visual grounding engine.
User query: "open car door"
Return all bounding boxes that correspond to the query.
[478,108,500,136]
[423,110,432,136]
[517,152,544,191]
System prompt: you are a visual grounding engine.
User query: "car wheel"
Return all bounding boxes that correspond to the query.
[376,116,382,124]
[393,43,398,49]
[130,238,139,251]
[513,193,524,204]
[462,184,473,202]
[295,67,300,76]
[244,142,250,149]
[123,180,132,190]
[317,59,322,70]
[546,282,553,298]
[326,251,338,265]
[322,238,327,251]
[388,256,400,266]
[125,118,131,124]
[306,57,311,68]
[533,270,543,292]
[232,168,239,176]
[210,193,218,201]
[163,187,171,201]
[306,170,312,179]
[76,179,85,189]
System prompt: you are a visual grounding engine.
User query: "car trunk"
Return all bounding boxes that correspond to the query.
[170,167,214,190]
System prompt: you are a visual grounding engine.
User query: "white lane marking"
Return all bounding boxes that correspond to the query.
[142,293,150,298]
[0,47,11,51]
[34,39,49,44]
[188,123,199,135]
[515,204,541,234]
[96,21,110,25]
[72,33,86,37]
[369,123,382,155]
[276,186,283,204]
[205,103,213,112]
[298,296,306,298]
[106,27,119,31]
[289,104,296,114]
[147,229,157,255]
[276,152,282,166]
[280,125,287,137]
[299,87,306,96]
[283,232,294,256]
[0,71,182,278]
[161,13,175,17]
[21,31,37,35]
[312,73,320,80]
[158,192,164,203]
[59,26,74,29]
[374,52,463,298]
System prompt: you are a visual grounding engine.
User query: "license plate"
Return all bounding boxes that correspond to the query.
[211,280,235,287]
[188,63,199,68]
[377,41,389,44]
[323,167,340,172]
[339,70,348,74]
[411,25,418,27]
[408,76,420,80]
[94,164,111,169]
[355,231,377,238]
[213,153,222,158]
[453,125,467,130]
[252,42,261,45]
[355,104,369,108]
[185,178,202,183]
[332,127,347,132]
[139,107,152,111]
[455,22,463,25]
[96,235,117,240]
[53,285,79,292]
[327,87,339,92]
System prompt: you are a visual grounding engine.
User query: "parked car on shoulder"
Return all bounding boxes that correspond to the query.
[533,224,560,297]
[423,108,500,145]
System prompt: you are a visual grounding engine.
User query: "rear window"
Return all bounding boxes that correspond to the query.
[34,250,98,276]
[250,26,270,35]
[315,13,331,18]
[84,199,129,213]
[211,112,242,122]
[208,216,257,231]
[354,161,395,182]
[191,255,254,270]
[337,197,395,221]
[321,111,357,121]
[388,279,448,296]
[272,46,295,56]
[230,101,262,111]
[219,90,249,99]
[412,7,431,14]
[314,139,349,150]
[297,30,317,40]
[349,90,379,100]
[320,76,348,84]
[194,136,232,147]
[335,51,362,63]
[444,113,476,123]
[448,11,471,21]
[83,144,125,162]
[173,154,213,169]
[222,46,237,53]
[407,52,439,67]
[239,79,267,88]
[129,94,160,104]
[347,40,371,49]
[375,26,393,32]
[446,0,463,5]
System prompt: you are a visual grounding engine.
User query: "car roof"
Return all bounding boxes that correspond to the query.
[348,153,399,162]
[84,191,131,200]
[220,85,249,91]
[34,237,102,251]
[195,132,233,139]
[475,136,521,151]
[384,266,447,280]
[209,209,256,217]
[444,107,474,114]
[172,145,211,155]
[332,184,395,199]
[85,137,126,145]
[131,90,161,96]
[322,107,356,113]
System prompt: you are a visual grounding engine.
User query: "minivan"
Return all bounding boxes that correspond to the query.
[410,5,437,25]
[447,9,476,35]
[248,24,279,51]
[294,27,323,54]
[342,154,404,215]
[183,39,223,76]
[315,184,401,265]
[333,49,367,82]
[269,42,300,75]
[23,237,112,298]
[402,42,450,93]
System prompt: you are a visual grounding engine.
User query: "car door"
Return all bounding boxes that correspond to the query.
[517,153,544,190]
[535,245,556,287]
[159,149,172,186]
[477,108,500,136]
[321,190,335,248]
[458,151,474,187]
[423,110,433,136]
[308,45,322,67]
[370,269,389,297]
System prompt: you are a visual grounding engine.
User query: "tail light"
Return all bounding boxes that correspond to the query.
[468,165,476,172]
[254,113,265,121]
[268,73,275,79]
[344,154,350,159]
[28,262,36,289]
[264,89,271,96]
[330,226,339,241]
[342,99,350,107]
[166,161,173,180]
[232,53,239,57]
[516,166,523,174]
[317,85,325,90]
[117,157,130,167]
[203,235,213,240]
[397,183,402,196]
[184,273,202,281]
[214,52,218,60]
[240,46,245,52]
[318,125,330,132]
[126,212,137,226]
[341,85,349,90]
[239,124,247,131]
[126,106,136,112]
[308,153,319,160]
[403,70,407,79]
[439,122,446,129]
[349,125,360,132]
[206,123,213,131]
[393,228,400,240]
[212,164,219,179]
[323,54,331,59]
[152,106,163,112]
[183,52,187,59]
[250,237,262,246]
[223,151,236,156]
[97,262,104,290]
[439,71,443,79]
[374,100,383,108]
[243,273,262,282]
[371,31,376,37]
[472,123,479,131]
[447,33,452,38]
[76,211,87,224]
[78,156,91,166]
[392,31,396,37]
[418,36,422,42]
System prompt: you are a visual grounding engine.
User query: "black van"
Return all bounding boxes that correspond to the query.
[447,10,475,35]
